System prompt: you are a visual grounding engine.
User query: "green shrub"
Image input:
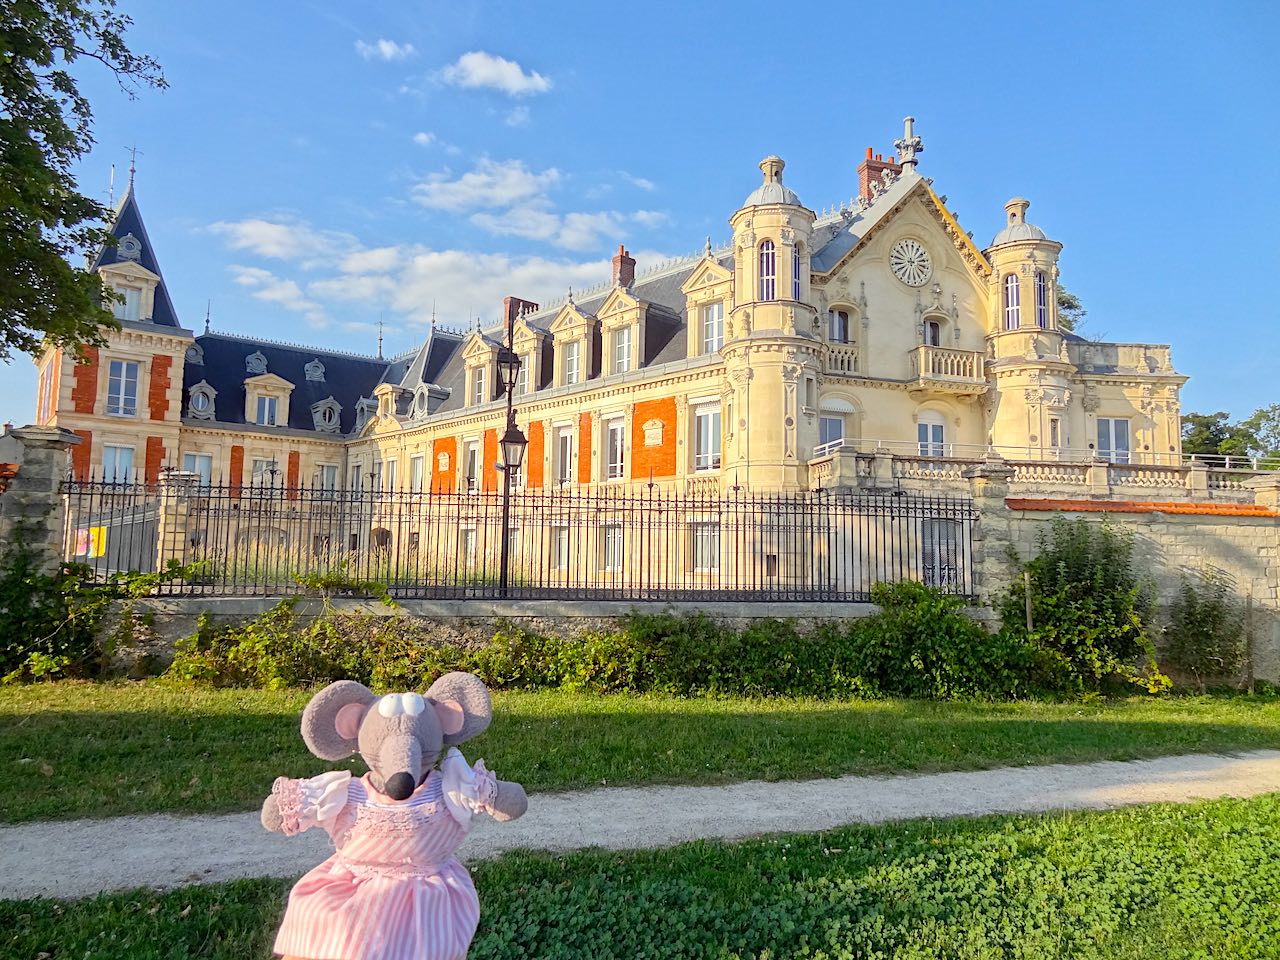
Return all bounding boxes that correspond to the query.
[1001,517,1168,694]
[1163,570,1248,691]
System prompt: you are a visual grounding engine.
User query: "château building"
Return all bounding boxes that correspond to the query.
[36,119,1188,499]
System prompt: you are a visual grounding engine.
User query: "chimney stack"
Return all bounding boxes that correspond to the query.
[856,146,903,204]
[612,244,636,289]
[502,296,539,328]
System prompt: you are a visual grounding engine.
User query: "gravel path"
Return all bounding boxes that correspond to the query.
[4,749,1279,901]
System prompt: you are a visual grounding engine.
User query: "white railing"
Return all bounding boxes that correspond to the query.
[1108,463,1187,488]
[1012,462,1091,486]
[825,344,860,375]
[1188,453,1280,471]
[892,457,967,480]
[813,438,846,457]
[909,345,985,382]
[684,474,721,497]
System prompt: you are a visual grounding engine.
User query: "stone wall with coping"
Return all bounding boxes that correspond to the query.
[0,425,80,573]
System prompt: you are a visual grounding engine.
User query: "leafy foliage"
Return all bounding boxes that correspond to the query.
[1181,405,1280,464]
[1001,517,1169,694]
[0,0,165,359]
[1055,284,1086,333]
[1163,571,1248,691]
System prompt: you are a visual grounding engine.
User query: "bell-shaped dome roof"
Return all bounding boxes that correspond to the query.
[742,155,802,207]
[990,197,1047,246]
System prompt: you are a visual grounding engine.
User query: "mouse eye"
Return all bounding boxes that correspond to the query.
[377,695,405,718]
[402,692,426,716]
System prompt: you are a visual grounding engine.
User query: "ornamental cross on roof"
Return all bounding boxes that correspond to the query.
[894,116,923,169]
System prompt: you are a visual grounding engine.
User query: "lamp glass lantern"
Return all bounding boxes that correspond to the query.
[497,347,521,396]
[500,422,528,471]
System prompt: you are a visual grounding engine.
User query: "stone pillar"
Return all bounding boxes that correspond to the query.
[155,469,202,570]
[870,445,894,489]
[0,426,82,574]
[964,456,1018,605]
[1186,460,1209,497]
[1247,475,1280,511]
[1087,457,1110,497]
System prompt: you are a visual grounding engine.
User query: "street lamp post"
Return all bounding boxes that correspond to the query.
[496,323,527,595]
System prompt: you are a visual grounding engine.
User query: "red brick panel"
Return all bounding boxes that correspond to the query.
[286,450,300,500]
[72,346,99,414]
[630,397,677,480]
[482,429,499,493]
[432,436,457,494]
[526,421,545,489]
[229,444,244,494]
[49,351,62,423]
[1006,497,1278,519]
[577,413,593,484]
[71,429,93,480]
[144,436,164,484]
[148,354,172,421]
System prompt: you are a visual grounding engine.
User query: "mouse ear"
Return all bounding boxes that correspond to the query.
[301,680,376,760]
[425,672,492,745]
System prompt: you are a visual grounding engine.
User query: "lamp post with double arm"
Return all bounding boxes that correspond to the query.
[496,318,527,596]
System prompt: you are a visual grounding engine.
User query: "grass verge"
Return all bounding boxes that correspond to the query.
[2,682,1279,823]
[4,794,1279,958]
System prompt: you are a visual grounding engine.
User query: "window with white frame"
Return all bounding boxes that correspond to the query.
[409,455,425,493]
[371,460,383,491]
[701,302,724,354]
[917,412,946,457]
[349,463,363,494]
[1003,274,1021,330]
[318,463,339,495]
[182,452,213,488]
[1035,271,1049,329]
[554,426,574,485]
[604,419,626,480]
[1096,418,1131,464]
[102,444,134,483]
[515,354,530,396]
[758,240,776,300]
[690,521,720,573]
[819,415,845,449]
[471,367,487,405]
[792,245,801,300]
[463,440,480,492]
[922,519,962,589]
[600,524,623,573]
[552,526,569,569]
[693,407,722,471]
[460,528,477,568]
[563,341,581,385]
[112,286,142,322]
[384,458,398,491]
[251,458,276,486]
[106,359,140,416]
[255,395,278,426]
[924,320,942,347]
[1048,417,1062,451]
[829,309,850,343]
[612,327,632,375]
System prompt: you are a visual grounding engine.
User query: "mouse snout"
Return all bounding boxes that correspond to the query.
[384,772,416,801]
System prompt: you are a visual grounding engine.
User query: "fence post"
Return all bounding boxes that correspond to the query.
[1186,460,1209,497]
[871,445,894,489]
[963,456,1017,606]
[0,425,81,575]
[1087,456,1111,497]
[156,469,202,571]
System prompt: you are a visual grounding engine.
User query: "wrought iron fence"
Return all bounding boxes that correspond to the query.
[61,478,978,602]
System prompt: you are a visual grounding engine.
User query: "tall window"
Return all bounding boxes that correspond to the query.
[829,309,850,343]
[1035,272,1049,329]
[563,341,581,385]
[106,359,139,417]
[471,367,487,405]
[1048,417,1062,451]
[552,526,570,569]
[182,452,213,489]
[349,463,363,494]
[792,245,801,300]
[1003,274,1021,330]
[384,459,398,491]
[409,455,425,493]
[922,519,962,589]
[460,528,477,568]
[318,463,339,496]
[251,458,275,486]
[691,522,721,572]
[112,286,141,322]
[917,413,946,457]
[758,240,776,300]
[515,354,530,396]
[463,441,480,492]
[694,408,722,471]
[702,302,724,353]
[255,395,278,426]
[612,327,632,374]
[554,426,574,485]
[102,444,134,483]
[1097,418,1131,464]
[924,320,942,347]
[819,415,845,449]
[601,524,623,573]
[605,419,625,480]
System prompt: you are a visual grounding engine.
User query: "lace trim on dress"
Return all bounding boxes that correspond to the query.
[272,776,303,835]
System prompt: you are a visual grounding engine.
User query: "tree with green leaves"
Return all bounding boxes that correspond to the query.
[0,0,165,362]
[1055,285,1086,333]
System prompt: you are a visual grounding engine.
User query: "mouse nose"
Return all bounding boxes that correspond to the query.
[385,772,416,801]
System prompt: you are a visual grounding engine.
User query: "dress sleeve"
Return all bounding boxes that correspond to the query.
[271,770,353,837]
[441,748,500,829]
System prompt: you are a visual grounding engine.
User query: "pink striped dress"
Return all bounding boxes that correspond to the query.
[270,748,500,960]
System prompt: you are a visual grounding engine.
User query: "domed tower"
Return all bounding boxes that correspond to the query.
[721,156,819,490]
[983,197,1071,459]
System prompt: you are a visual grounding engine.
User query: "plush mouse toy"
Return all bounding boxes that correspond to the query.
[261,672,528,960]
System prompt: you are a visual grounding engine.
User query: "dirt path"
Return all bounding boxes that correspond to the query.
[4,749,1279,901]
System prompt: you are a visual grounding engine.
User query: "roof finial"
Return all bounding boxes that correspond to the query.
[126,144,141,188]
[108,163,115,208]
[566,285,574,305]
[377,313,384,359]
[704,235,712,257]
[430,299,436,327]
[204,298,211,334]
[894,116,923,170]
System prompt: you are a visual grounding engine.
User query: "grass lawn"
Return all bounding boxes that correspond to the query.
[2,681,1279,823]
[4,794,1279,958]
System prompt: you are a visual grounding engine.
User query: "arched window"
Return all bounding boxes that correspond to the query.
[829,309,850,343]
[1035,271,1049,329]
[1003,274,1021,330]
[759,240,776,300]
[792,244,801,300]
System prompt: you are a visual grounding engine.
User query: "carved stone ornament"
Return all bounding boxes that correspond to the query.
[1082,389,1101,412]
[437,452,450,471]
[245,351,268,374]
[643,418,664,447]
[780,228,795,244]
[311,398,342,433]
[184,343,204,365]
[117,233,142,262]
[187,381,216,421]
[728,368,754,387]
[304,359,326,382]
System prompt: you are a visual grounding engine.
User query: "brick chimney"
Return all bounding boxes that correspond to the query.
[502,296,539,328]
[612,244,636,289]
[857,147,903,204]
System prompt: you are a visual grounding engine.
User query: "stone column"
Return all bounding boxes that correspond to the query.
[155,469,203,570]
[1086,457,1111,497]
[1246,474,1280,511]
[0,426,82,575]
[964,456,1018,605]
[870,445,894,489]
[1186,460,1209,497]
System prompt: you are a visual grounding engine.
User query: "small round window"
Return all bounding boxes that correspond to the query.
[190,391,211,412]
[319,406,337,426]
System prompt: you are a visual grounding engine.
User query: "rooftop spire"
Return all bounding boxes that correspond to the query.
[126,144,141,189]
[204,299,211,334]
[377,314,384,359]
[894,116,923,170]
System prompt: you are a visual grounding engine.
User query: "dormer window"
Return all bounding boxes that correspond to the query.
[187,382,217,420]
[471,366,488,405]
[304,359,326,382]
[113,286,142,322]
[311,397,342,433]
[759,240,776,300]
[611,327,632,375]
[255,395,278,426]
[701,303,724,354]
[515,355,530,396]
[1003,274,1021,330]
[1035,272,1049,329]
[563,341,581,385]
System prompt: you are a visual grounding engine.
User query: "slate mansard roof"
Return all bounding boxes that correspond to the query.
[93,185,182,327]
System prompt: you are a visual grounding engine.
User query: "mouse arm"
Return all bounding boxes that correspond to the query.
[489,779,528,822]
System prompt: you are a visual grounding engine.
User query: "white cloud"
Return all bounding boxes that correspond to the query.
[412,158,560,212]
[505,106,530,127]
[309,274,398,303]
[340,247,401,274]
[470,206,666,252]
[356,39,416,62]
[210,219,347,264]
[412,131,435,146]
[623,173,656,191]
[441,51,551,97]
[231,265,329,326]
[631,210,669,227]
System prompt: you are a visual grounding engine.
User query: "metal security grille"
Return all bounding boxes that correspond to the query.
[60,479,978,602]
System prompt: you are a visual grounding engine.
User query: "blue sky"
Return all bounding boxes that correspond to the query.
[4,0,1278,425]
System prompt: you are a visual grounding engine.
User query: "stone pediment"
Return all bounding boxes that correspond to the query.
[548,301,598,337]
[680,256,732,293]
[243,372,295,392]
[461,331,500,362]
[98,259,161,285]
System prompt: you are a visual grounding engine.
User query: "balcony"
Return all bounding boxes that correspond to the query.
[824,343,859,376]
[908,345,987,397]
